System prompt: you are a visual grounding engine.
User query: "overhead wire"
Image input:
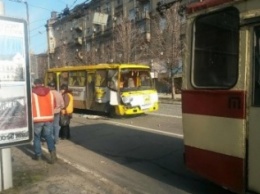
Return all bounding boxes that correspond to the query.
[10,0,88,52]
[69,0,78,9]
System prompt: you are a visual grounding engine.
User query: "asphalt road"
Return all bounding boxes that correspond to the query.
[51,103,234,194]
[4,101,235,194]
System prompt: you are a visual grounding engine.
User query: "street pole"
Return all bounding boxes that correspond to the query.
[9,0,29,23]
[0,0,13,191]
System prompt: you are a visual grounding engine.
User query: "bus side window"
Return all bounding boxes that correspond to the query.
[107,70,118,90]
[72,77,81,86]
[47,72,57,88]
[60,72,69,87]
[95,74,102,87]
[79,77,85,86]
[95,70,107,87]
[69,77,74,86]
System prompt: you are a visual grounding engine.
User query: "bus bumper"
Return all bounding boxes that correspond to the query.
[116,102,159,116]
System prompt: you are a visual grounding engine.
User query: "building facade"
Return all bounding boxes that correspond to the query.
[46,0,175,68]
[44,0,199,95]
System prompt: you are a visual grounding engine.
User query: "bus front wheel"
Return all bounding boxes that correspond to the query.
[107,104,117,118]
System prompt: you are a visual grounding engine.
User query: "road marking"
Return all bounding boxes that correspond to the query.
[104,120,183,139]
[148,113,182,118]
[73,113,183,138]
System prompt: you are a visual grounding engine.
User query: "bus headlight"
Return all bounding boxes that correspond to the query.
[121,96,133,104]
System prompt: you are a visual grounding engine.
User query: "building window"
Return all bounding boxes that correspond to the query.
[87,27,91,34]
[128,9,135,21]
[86,43,90,52]
[96,6,101,12]
[143,3,150,12]
[159,18,166,32]
[139,22,145,33]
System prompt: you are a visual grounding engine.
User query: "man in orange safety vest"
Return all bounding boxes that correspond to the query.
[31,78,57,164]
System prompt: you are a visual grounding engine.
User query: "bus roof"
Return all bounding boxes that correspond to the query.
[47,63,150,72]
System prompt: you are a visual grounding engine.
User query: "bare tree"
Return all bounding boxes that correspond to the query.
[113,16,147,63]
[51,41,71,67]
[150,2,182,98]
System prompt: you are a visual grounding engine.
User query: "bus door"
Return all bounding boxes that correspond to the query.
[46,72,59,89]
[94,70,109,104]
[248,25,260,193]
[86,71,95,109]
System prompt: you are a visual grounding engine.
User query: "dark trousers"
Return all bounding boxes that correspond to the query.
[59,125,70,139]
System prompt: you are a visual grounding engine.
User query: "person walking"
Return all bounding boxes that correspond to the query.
[48,82,64,144]
[31,78,57,164]
[59,84,73,139]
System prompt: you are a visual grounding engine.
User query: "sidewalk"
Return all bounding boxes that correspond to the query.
[158,93,181,104]
[1,144,111,194]
[1,95,180,194]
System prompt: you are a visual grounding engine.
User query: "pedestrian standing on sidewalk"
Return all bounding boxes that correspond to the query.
[31,78,57,164]
[48,82,64,144]
[59,84,73,139]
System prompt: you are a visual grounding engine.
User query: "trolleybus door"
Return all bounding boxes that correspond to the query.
[248,25,260,193]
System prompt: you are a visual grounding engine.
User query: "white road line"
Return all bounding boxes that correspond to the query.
[104,120,183,139]
[148,113,182,118]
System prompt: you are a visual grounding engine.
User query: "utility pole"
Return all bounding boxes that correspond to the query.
[9,0,29,23]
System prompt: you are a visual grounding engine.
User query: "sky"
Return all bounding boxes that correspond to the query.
[3,0,87,54]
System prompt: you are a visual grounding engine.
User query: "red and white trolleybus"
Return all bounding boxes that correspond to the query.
[182,0,260,193]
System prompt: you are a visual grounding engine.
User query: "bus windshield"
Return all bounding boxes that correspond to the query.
[119,68,153,91]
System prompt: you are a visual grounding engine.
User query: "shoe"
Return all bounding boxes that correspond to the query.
[49,150,57,164]
[41,138,46,145]
[55,140,59,144]
[32,155,42,161]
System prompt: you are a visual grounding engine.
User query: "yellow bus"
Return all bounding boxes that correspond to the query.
[45,63,159,116]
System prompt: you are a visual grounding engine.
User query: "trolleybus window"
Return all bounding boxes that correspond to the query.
[192,8,239,88]
[253,26,260,106]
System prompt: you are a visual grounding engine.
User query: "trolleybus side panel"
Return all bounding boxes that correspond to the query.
[181,0,260,193]
[182,90,246,193]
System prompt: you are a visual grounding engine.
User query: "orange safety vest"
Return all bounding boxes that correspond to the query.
[32,91,54,123]
[61,93,73,115]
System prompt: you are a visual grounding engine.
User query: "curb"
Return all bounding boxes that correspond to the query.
[159,98,181,105]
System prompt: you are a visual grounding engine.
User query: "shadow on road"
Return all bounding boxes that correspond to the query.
[68,120,234,194]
